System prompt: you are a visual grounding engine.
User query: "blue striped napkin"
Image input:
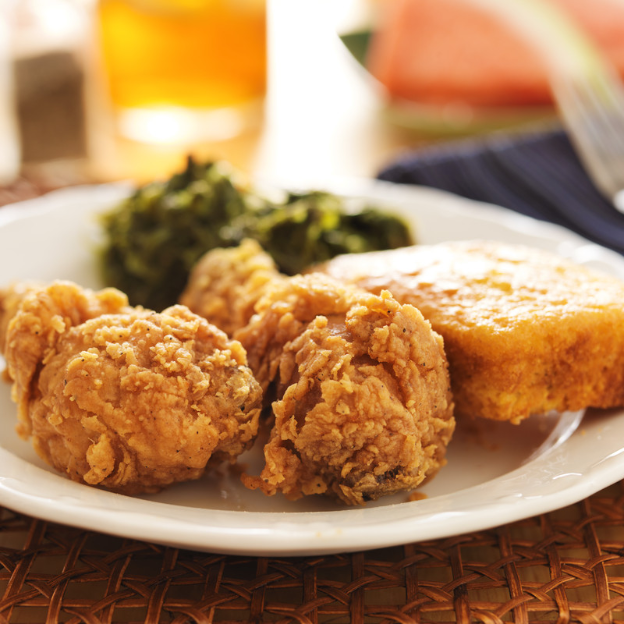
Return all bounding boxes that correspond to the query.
[377,128,624,255]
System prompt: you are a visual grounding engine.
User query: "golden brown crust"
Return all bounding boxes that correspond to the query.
[317,240,624,423]
[237,274,454,505]
[0,281,44,357]
[5,282,262,494]
[5,281,132,408]
[235,273,364,393]
[180,239,284,336]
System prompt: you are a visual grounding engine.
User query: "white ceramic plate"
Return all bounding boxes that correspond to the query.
[1,181,624,556]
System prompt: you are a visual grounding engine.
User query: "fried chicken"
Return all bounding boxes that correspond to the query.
[236,273,455,505]
[316,240,624,423]
[4,281,262,494]
[180,239,284,336]
[0,281,43,357]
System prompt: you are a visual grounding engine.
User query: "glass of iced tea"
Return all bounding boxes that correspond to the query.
[96,0,266,144]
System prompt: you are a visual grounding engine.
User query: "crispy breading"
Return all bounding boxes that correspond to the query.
[0,281,44,358]
[236,273,455,505]
[180,239,284,336]
[316,240,624,423]
[5,281,262,494]
[4,281,132,393]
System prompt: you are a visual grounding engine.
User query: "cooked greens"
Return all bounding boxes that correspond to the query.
[255,190,414,276]
[99,158,414,310]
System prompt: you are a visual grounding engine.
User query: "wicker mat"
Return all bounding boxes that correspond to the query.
[1,480,624,623]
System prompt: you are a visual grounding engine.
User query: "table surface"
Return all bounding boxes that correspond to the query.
[3,2,624,622]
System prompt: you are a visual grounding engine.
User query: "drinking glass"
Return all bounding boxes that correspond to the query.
[96,0,267,145]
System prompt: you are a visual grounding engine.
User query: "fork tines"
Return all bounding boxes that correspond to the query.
[553,66,624,213]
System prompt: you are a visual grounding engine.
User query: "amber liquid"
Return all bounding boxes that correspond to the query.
[97,0,267,110]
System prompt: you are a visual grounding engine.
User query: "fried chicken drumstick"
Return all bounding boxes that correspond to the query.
[182,243,455,505]
[3,281,262,494]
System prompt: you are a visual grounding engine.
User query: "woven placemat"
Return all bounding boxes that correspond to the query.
[1,480,624,623]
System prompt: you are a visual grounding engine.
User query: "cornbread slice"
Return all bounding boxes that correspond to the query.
[317,240,624,423]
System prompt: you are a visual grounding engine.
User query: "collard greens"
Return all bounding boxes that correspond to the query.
[99,158,413,310]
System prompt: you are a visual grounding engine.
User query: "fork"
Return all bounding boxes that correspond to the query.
[552,62,624,215]
[469,0,624,214]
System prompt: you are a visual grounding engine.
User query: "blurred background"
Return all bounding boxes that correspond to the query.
[1,0,624,195]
